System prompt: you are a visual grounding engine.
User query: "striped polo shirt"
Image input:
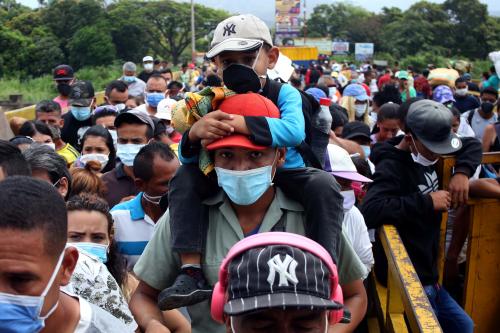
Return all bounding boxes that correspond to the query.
[111,193,158,270]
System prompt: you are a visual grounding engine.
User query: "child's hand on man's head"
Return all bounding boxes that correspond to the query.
[188,110,234,143]
[221,114,250,136]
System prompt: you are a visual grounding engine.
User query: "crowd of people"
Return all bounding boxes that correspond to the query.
[1,12,499,333]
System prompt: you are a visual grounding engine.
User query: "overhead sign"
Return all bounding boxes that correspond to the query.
[275,0,302,37]
[355,43,374,61]
[332,42,349,55]
[294,38,333,54]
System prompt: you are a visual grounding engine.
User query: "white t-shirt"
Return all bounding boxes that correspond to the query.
[343,206,374,278]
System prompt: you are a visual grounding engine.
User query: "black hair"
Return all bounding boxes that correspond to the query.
[133,142,176,182]
[0,176,67,256]
[0,140,31,177]
[167,80,183,90]
[204,74,222,87]
[80,125,117,173]
[154,59,160,65]
[92,107,118,125]
[18,120,53,140]
[372,84,402,107]
[422,69,430,78]
[480,87,499,99]
[450,106,461,119]
[400,97,424,132]
[455,77,467,85]
[490,65,496,74]
[148,73,167,83]
[351,156,373,179]
[330,105,348,131]
[66,193,127,287]
[105,80,128,97]
[316,84,329,98]
[116,115,154,140]
[160,68,172,75]
[377,103,401,122]
[290,77,301,88]
[35,100,61,115]
[23,145,72,200]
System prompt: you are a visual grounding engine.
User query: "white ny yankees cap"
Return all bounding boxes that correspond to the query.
[224,244,342,316]
[206,14,273,59]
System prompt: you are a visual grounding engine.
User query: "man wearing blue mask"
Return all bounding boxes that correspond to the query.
[0,176,128,332]
[111,142,179,271]
[130,94,368,333]
[142,74,167,117]
[120,61,146,98]
[102,109,154,208]
[61,80,95,148]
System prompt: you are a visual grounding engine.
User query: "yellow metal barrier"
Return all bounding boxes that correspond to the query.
[378,225,443,333]
[437,152,500,333]
[4,91,105,121]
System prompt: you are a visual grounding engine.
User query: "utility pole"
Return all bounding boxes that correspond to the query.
[303,0,307,45]
[191,0,196,64]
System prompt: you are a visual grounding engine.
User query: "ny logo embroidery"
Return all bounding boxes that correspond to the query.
[223,23,236,36]
[267,254,299,287]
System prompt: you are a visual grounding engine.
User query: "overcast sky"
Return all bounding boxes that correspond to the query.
[18,0,500,24]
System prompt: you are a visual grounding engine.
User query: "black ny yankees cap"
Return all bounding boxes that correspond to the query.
[206,14,273,59]
[224,244,343,316]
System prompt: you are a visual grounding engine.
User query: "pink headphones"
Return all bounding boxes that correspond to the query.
[210,232,345,324]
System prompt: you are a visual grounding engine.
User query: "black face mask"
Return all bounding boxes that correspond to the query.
[57,83,71,97]
[481,101,495,114]
[222,63,263,94]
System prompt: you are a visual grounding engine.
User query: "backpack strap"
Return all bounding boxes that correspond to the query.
[265,79,282,106]
[467,109,475,125]
[495,122,500,139]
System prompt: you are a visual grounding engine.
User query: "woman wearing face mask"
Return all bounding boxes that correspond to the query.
[75,125,116,174]
[18,120,55,149]
[340,84,371,126]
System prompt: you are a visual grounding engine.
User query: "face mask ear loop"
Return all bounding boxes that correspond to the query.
[409,135,421,156]
[252,42,268,82]
[38,249,66,318]
[270,148,280,185]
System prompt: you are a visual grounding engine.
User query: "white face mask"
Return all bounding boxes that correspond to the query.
[410,136,438,166]
[80,153,109,171]
[144,63,154,71]
[341,190,356,212]
[455,87,468,96]
[354,104,367,118]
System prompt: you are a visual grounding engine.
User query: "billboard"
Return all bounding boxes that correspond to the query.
[332,42,349,55]
[354,43,374,61]
[294,38,333,54]
[275,0,302,38]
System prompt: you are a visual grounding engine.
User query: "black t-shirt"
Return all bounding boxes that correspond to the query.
[138,70,158,84]
[61,112,92,148]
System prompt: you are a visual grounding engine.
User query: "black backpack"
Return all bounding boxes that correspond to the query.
[265,79,324,169]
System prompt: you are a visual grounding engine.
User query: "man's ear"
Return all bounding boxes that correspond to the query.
[267,46,280,70]
[276,148,287,168]
[58,177,69,199]
[59,246,79,286]
[59,118,65,128]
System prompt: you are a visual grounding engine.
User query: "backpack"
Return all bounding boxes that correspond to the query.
[266,79,325,169]
[466,109,476,125]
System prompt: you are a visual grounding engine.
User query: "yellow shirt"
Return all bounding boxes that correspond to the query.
[57,143,80,167]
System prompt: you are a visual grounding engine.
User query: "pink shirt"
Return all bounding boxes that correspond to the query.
[53,96,70,113]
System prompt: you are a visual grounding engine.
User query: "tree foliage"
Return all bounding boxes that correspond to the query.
[0,0,229,78]
[306,0,499,61]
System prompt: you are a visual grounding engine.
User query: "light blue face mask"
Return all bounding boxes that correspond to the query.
[116,143,146,166]
[361,145,371,160]
[123,76,136,84]
[0,250,65,333]
[146,92,165,108]
[70,106,92,121]
[71,242,108,263]
[215,151,278,206]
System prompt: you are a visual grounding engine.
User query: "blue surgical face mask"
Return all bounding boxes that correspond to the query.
[123,76,136,84]
[146,92,165,108]
[71,242,108,263]
[361,145,371,160]
[0,250,65,333]
[116,143,146,166]
[215,151,278,206]
[70,106,92,121]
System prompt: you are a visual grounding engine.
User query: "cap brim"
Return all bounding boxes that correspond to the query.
[54,77,73,81]
[69,99,92,107]
[356,94,369,101]
[418,132,462,155]
[224,292,343,316]
[331,171,372,183]
[206,134,266,151]
[206,38,263,59]
[343,133,371,141]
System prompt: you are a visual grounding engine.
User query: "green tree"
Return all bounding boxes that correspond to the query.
[68,25,116,69]
[139,0,228,64]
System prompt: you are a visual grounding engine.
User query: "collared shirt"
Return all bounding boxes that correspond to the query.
[102,163,138,208]
[122,78,146,97]
[111,193,157,270]
[134,188,365,333]
[57,142,80,167]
